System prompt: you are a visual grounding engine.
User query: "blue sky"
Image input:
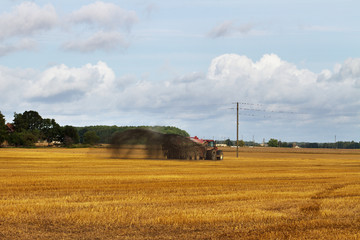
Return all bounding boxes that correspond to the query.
[1,0,360,142]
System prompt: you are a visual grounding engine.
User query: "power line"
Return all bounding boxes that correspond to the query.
[233,101,297,158]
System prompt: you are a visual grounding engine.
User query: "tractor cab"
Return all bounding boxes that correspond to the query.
[208,140,215,148]
[204,140,217,149]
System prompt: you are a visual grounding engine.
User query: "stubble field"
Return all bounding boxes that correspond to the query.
[0,147,359,239]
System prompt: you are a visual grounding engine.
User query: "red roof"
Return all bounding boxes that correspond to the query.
[6,123,14,132]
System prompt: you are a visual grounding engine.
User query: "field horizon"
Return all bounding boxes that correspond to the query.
[0,147,359,239]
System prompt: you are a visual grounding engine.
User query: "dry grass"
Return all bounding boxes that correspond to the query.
[0,147,359,239]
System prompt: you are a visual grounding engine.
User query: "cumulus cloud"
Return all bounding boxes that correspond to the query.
[108,54,360,128]
[207,54,318,105]
[62,31,129,52]
[69,1,138,31]
[320,58,360,86]
[0,2,57,56]
[0,2,57,40]
[0,2,139,55]
[1,54,360,140]
[26,61,115,103]
[64,1,138,53]
[0,65,37,112]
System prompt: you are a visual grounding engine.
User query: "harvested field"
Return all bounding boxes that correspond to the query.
[0,147,359,239]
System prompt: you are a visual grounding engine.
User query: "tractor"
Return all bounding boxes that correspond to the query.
[189,136,224,160]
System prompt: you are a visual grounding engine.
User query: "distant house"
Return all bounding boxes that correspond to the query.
[6,123,14,133]
[216,144,227,147]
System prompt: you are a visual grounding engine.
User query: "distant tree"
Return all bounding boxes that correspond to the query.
[62,125,79,146]
[0,112,5,128]
[238,140,245,147]
[76,125,190,144]
[0,111,6,144]
[41,118,62,142]
[336,141,360,149]
[225,138,233,146]
[268,138,279,147]
[20,131,37,146]
[7,132,21,146]
[305,142,319,148]
[279,141,292,148]
[8,131,37,147]
[11,110,63,145]
[83,131,100,145]
[13,110,43,132]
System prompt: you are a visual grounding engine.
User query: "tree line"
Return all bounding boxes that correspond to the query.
[267,138,360,149]
[296,141,360,149]
[0,110,79,147]
[220,138,360,149]
[77,125,189,144]
[0,110,189,147]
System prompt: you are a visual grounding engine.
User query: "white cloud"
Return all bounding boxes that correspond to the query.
[207,54,319,104]
[69,1,138,30]
[0,38,36,56]
[62,31,129,52]
[326,58,360,86]
[64,2,138,53]
[110,54,360,127]
[26,61,116,103]
[0,2,139,55]
[1,54,360,140]
[0,65,37,111]
[0,2,57,40]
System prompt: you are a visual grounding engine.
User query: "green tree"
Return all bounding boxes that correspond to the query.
[83,131,100,145]
[268,138,279,147]
[13,110,43,132]
[62,125,79,146]
[12,110,63,145]
[41,118,62,142]
[76,125,190,144]
[8,131,37,147]
[238,140,245,147]
[225,138,233,146]
[279,141,292,148]
[0,111,7,144]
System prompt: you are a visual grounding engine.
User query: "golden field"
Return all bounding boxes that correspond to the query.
[0,147,359,239]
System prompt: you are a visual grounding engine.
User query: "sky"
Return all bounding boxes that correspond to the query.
[0,0,360,143]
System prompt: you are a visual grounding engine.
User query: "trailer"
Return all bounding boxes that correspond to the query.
[110,129,224,160]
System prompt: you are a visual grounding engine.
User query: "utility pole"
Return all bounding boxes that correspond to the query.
[237,102,239,158]
[335,135,337,149]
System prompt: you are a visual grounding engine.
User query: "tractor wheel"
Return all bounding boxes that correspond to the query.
[217,150,224,160]
[211,150,217,160]
[206,150,217,160]
[206,150,212,160]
